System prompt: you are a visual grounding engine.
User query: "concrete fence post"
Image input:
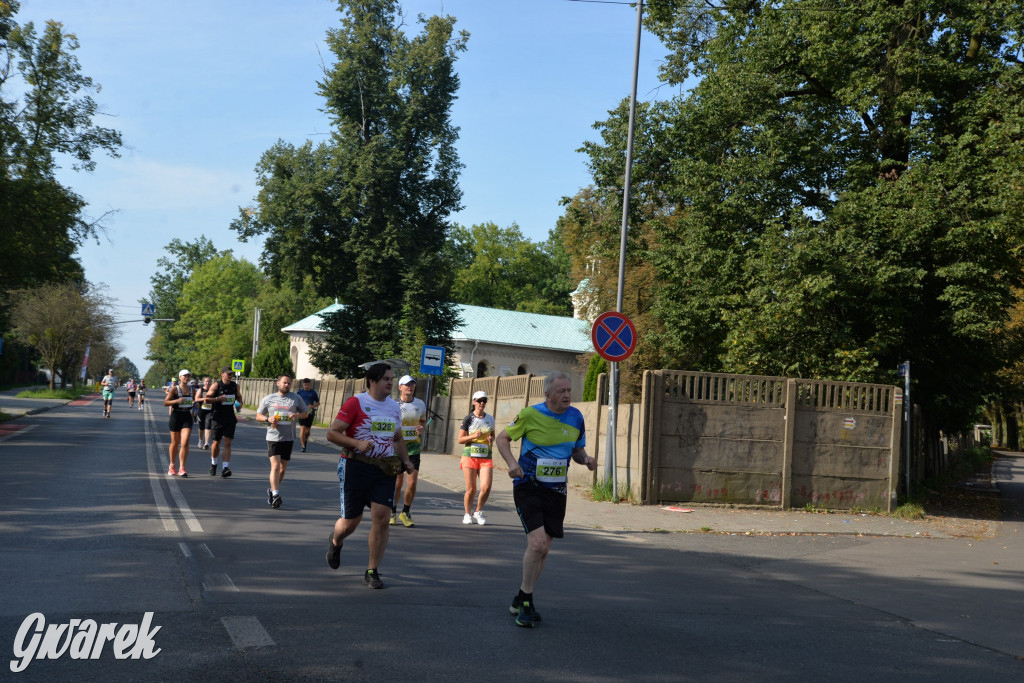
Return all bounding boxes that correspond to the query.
[782,378,797,510]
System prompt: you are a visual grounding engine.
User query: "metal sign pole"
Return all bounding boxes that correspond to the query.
[605,0,644,503]
[904,360,911,499]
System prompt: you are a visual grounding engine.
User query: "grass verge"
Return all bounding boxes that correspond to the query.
[588,477,638,504]
[16,386,93,400]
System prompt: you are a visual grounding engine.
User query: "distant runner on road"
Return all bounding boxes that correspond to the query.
[100,369,117,419]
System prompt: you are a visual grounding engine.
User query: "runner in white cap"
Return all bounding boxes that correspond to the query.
[457,390,496,525]
[163,370,195,477]
[392,375,426,527]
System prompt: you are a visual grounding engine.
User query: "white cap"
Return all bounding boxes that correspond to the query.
[472,390,487,401]
[398,375,416,386]
[178,369,191,377]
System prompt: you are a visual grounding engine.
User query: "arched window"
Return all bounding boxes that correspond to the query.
[476,360,488,378]
[291,346,299,374]
[517,364,528,376]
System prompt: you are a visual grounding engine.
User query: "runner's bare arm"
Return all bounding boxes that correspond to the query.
[326,418,371,454]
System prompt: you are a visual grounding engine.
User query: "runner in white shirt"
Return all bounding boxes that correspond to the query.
[324,364,414,589]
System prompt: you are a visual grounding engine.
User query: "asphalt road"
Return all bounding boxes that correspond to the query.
[0,396,1021,681]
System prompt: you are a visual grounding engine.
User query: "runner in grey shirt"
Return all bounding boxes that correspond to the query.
[255,375,308,508]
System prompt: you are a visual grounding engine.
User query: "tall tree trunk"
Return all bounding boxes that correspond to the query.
[1004,401,1020,451]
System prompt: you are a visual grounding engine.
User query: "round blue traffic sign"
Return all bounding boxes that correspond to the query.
[591,311,637,362]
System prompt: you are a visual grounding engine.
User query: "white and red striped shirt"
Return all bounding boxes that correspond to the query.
[336,392,401,458]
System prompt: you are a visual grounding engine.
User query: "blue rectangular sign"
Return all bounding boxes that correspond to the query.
[420,345,446,376]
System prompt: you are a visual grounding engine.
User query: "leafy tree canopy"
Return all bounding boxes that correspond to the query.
[571,0,1024,429]
[0,1,122,293]
[449,222,573,316]
[233,0,467,377]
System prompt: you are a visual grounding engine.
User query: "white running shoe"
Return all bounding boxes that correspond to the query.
[473,511,486,525]
[462,513,473,525]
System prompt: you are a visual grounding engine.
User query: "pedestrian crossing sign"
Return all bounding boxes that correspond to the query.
[232,359,245,373]
[141,303,155,316]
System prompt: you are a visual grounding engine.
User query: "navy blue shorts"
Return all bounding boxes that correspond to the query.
[337,457,395,519]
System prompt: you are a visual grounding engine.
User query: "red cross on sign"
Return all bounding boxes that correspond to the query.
[591,311,638,362]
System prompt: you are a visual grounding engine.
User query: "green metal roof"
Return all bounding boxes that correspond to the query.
[283,303,591,353]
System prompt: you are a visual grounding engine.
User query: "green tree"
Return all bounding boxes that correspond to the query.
[172,254,263,376]
[144,237,219,380]
[253,338,294,379]
[0,2,122,293]
[450,222,573,316]
[576,0,1024,429]
[233,0,467,376]
[113,356,140,381]
[8,281,114,390]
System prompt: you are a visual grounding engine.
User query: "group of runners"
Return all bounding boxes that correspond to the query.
[99,370,147,417]
[112,361,594,628]
[323,363,595,628]
[163,367,242,478]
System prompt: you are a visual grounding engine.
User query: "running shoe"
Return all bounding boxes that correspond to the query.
[271,493,282,509]
[221,467,232,478]
[326,533,342,569]
[510,594,542,622]
[300,446,307,453]
[178,468,188,478]
[267,488,273,505]
[203,443,210,450]
[389,512,397,526]
[363,569,383,589]
[209,464,217,476]
[462,513,473,524]
[168,465,176,476]
[515,601,537,628]
[399,512,415,527]
[473,511,486,525]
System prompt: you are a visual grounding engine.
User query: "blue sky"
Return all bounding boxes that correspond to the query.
[16,0,680,377]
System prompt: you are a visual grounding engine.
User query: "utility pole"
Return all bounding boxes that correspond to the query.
[605,0,644,503]
[252,307,262,372]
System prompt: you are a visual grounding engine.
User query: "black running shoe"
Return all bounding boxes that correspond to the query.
[301,446,306,453]
[221,468,231,478]
[364,569,383,589]
[209,464,217,476]
[326,534,342,570]
[267,488,273,505]
[515,601,537,628]
[510,594,542,622]
[271,493,282,509]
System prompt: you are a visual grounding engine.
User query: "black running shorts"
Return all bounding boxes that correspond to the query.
[267,440,294,461]
[513,482,567,538]
[337,457,395,519]
[211,417,237,441]
[168,410,193,432]
[199,410,214,430]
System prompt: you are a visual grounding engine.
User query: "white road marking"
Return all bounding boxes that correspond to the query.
[221,616,275,649]
[203,573,239,592]
[144,404,203,532]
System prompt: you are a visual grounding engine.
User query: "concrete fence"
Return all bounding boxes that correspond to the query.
[241,369,904,511]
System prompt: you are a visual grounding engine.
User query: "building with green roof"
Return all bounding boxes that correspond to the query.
[282,303,592,392]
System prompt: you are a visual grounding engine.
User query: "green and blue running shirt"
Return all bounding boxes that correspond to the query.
[505,402,586,493]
